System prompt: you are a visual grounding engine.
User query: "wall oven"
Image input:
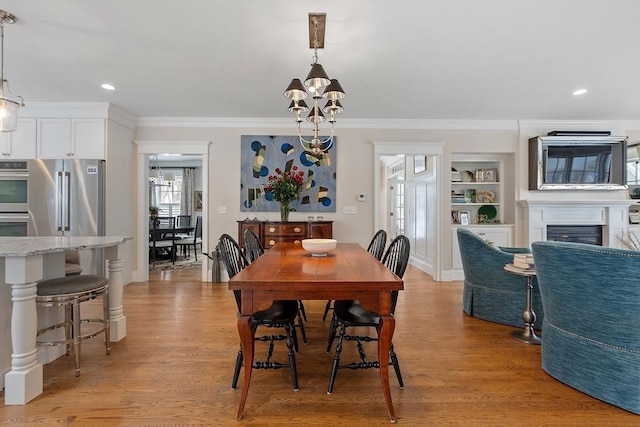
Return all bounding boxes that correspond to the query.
[0,212,30,236]
[0,160,29,213]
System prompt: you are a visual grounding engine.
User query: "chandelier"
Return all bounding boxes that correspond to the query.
[0,9,23,133]
[284,13,345,155]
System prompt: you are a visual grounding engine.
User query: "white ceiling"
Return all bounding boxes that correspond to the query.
[2,0,639,122]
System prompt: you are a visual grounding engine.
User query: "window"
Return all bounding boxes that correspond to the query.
[149,168,182,216]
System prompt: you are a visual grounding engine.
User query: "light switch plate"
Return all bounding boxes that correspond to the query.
[343,206,357,214]
[218,206,227,214]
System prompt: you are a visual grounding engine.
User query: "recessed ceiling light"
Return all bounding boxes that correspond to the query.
[101,83,115,91]
[572,88,588,96]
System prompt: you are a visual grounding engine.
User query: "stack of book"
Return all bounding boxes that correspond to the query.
[513,253,535,270]
[451,191,466,204]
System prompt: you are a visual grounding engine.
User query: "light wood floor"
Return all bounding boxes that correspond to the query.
[1,265,637,426]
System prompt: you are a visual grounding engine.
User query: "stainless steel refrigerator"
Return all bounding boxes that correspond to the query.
[28,159,106,274]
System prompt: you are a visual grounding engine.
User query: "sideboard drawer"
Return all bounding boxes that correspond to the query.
[264,224,306,236]
[264,236,304,248]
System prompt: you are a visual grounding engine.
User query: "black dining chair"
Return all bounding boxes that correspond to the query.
[149,216,177,266]
[326,234,410,394]
[322,229,387,322]
[243,229,307,346]
[175,216,202,260]
[217,234,300,390]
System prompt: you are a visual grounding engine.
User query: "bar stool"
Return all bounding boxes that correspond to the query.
[36,275,111,377]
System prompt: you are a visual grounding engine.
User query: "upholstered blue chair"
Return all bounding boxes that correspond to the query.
[531,241,640,415]
[457,227,544,329]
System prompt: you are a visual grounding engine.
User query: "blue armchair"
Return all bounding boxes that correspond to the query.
[457,227,544,329]
[532,241,640,415]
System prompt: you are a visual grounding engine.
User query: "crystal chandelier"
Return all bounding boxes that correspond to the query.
[0,9,24,133]
[284,13,345,155]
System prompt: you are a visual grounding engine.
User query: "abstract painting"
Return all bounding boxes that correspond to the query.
[240,135,337,212]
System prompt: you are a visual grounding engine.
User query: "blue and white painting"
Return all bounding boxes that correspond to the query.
[240,135,337,212]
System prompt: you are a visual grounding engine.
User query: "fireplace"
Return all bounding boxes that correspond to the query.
[547,225,603,246]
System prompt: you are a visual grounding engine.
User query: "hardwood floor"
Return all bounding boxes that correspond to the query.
[1,265,637,426]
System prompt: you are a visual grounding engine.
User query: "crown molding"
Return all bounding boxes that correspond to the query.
[135,116,520,130]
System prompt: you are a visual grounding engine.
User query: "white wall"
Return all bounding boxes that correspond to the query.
[134,120,640,281]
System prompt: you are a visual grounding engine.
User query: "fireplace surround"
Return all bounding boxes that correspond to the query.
[519,200,635,247]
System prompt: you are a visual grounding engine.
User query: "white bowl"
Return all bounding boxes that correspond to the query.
[301,239,337,257]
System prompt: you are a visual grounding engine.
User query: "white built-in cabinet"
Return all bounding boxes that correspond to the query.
[0,118,37,159]
[37,118,105,159]
[450,154,514,273]
[451,225,514,269]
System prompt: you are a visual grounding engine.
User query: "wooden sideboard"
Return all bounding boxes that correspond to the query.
[237,220,333,249]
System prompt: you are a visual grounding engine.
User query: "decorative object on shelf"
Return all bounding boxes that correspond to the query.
[265,166,305,221]
[475,189,495,203]
[464,189,476,203]
[478,204,497,220]
[0,9,24,132]
[461,170,474,182]
[451,168,462,182]
[241,135,336,213]
[284,13,345,155]
[476,168,498,182]
[459,211,470,225]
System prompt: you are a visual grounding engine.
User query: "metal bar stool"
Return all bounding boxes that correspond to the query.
[36,275,111,377]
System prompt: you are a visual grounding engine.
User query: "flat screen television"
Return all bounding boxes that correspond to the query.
[529,136,628,190]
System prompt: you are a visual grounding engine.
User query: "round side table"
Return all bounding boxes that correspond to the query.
[504,263,541,345]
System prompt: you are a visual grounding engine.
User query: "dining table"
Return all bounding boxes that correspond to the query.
[228,241,404,423]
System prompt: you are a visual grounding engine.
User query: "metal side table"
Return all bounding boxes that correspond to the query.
[504,263,541,345]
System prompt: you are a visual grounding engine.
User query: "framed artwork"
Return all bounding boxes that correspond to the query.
[459,211,470,225]
[414,156,427,174]
[240,135,337,212]
[193,190,203,211]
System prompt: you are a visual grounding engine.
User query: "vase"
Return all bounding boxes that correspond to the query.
[279,203,290,221]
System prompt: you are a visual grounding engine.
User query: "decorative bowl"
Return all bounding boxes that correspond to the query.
[301,239,337,257]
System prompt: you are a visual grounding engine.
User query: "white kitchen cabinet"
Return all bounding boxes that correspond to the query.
[0,118,37,159]
[451,225,514,270]
[37,118,105,159]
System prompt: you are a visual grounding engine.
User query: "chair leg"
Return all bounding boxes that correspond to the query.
[64,305,72,356]
[326,313,338,352]
[327,324,346,394]
[231,347,243,389]
[322,300,333,322]
[298,300,307,322]
[291,323,300,353]
[297,310,308,345]
[286,324,299,391]
[103,290,111,356]
[194,243,197,261]
[390,344,404,389]
[72,301,81,377]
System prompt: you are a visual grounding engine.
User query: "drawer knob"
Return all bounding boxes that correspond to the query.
[269,240,276,246]
[269,227,275,233]
[294,227,301,233]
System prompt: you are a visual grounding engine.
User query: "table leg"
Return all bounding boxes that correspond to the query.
[378,314,397,423]
[236,314,254,420]
[511,276,541,345]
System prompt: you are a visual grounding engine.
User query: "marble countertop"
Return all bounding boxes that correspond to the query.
[0,236,131,257]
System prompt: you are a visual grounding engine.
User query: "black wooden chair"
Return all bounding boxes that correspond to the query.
[149,216,176,266]
[243,229,307,346]
[217,234,300,390]
[175,216,202,260]
[326,234,410,394]
[322,229,387,322]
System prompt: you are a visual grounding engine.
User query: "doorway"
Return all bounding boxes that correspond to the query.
[373,141,445,281]
[136,140,211,282]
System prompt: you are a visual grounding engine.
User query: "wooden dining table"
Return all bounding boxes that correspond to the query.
[228,241,404,422]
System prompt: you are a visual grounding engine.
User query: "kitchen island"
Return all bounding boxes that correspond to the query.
[0,236,131,405]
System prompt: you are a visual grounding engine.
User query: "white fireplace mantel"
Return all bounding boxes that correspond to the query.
[518,200,638,247]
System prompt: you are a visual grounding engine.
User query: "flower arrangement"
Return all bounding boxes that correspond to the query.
[265,166,305,220]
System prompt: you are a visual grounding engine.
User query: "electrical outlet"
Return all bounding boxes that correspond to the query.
[218,206,227,214]
[357,193,366,202]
